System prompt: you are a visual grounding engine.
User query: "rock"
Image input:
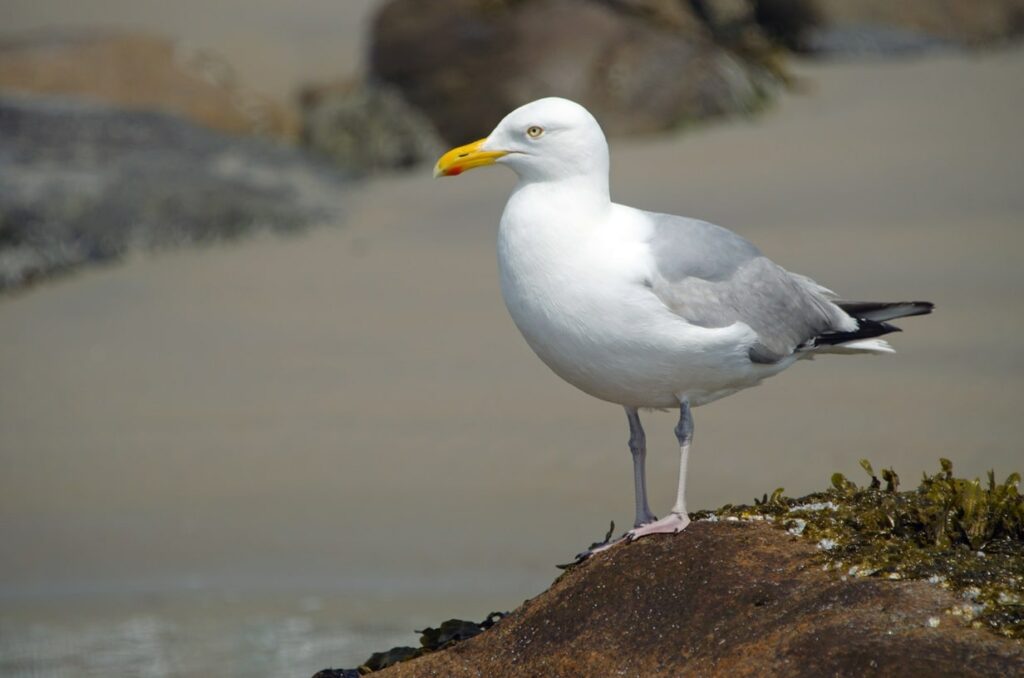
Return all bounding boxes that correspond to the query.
[299,80,445,173]
[694,0,757,34]
[748,0,1024,55]
[749,0,823,51]
[604,0,701,31]
[366,522,1024,677]
[813,0,1024,48]
[806,24,958,58]
[0,94,350,292]
[0,30,297,138]
[369,0,776,143]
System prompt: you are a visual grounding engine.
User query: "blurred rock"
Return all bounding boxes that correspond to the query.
[369,0,777,143]
[299,81,444,173]
[749,0,822,51]
[749,0,1024,55]
[814,0,1024,48]
[0,30,298,139]
[694,0,757,33]
[807,24,957,57]
[0,94,350,292]
[605,0,702,31]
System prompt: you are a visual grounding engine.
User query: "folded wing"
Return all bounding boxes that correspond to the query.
[643,213,931,364]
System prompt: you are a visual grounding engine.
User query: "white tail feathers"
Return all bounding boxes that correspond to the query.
[815,339,895,355]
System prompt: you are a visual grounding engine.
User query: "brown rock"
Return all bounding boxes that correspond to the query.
[375,521,1024,677]
[0,30,297,138]
[369,0,772,143]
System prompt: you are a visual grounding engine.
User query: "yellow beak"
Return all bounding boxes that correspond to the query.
[433,138,508,178]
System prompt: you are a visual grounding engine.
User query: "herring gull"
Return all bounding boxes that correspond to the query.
[434,97,932,554]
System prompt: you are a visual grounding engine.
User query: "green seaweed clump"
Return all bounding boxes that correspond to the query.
[699,459,1024,639]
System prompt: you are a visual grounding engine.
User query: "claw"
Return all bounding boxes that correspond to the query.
[557,521,621,569]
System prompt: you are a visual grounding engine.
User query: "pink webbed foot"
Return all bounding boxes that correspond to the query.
[626,511,691,542]
[559,513,691,568]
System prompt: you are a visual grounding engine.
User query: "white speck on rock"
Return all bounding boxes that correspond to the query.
[789,501,838,512]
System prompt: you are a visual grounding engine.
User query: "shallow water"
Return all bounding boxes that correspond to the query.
[1,594,420,677]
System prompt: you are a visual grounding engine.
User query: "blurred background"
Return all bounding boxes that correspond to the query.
[1,1,1022,676]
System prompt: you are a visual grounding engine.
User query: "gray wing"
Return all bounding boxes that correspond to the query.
[645,212,852,363]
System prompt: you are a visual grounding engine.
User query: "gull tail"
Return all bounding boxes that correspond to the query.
[804,301,934,355]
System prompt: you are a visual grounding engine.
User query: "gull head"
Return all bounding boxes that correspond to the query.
[433,97,609,184]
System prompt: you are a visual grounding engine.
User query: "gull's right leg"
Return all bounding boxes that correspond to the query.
[626,407,657,528]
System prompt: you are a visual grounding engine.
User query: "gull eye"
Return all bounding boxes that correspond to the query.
[526,125,544,139]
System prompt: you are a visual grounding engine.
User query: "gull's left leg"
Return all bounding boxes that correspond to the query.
[626,399,693,540]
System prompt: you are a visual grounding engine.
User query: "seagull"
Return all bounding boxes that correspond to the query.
[433,97,932,554]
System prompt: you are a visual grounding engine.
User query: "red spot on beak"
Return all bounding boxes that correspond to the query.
[448,166,463,176]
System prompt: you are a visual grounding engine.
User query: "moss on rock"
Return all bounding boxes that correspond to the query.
[698,459,1024,639]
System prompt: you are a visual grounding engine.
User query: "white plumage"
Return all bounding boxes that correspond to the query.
[435,97,931,551]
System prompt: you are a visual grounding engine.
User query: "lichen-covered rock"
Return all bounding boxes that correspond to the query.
[0,94,350,291]
[369,0,776,143]
[365,521,1024,677]
[299,81,444,173]
[0,30,297,138]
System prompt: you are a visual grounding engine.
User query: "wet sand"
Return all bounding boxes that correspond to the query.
[1,44,1023,674]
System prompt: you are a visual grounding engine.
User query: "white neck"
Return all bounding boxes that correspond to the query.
[507,172,612,226]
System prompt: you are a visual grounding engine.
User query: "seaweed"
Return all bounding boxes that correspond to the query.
[416,613,506,651]
[320,611,508,675]
[696,459,1024,639]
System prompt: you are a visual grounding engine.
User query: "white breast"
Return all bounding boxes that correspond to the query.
[496,191,778,408]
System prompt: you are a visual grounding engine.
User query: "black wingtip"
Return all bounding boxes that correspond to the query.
[837,300,934,322]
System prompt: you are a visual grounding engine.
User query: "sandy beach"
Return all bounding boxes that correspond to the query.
[1,22,1022,675]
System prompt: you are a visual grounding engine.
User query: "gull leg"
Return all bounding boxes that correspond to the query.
[626,399,693,540]
[567,403,692,563]
[570,407,656,561]
[627,407,658,528]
